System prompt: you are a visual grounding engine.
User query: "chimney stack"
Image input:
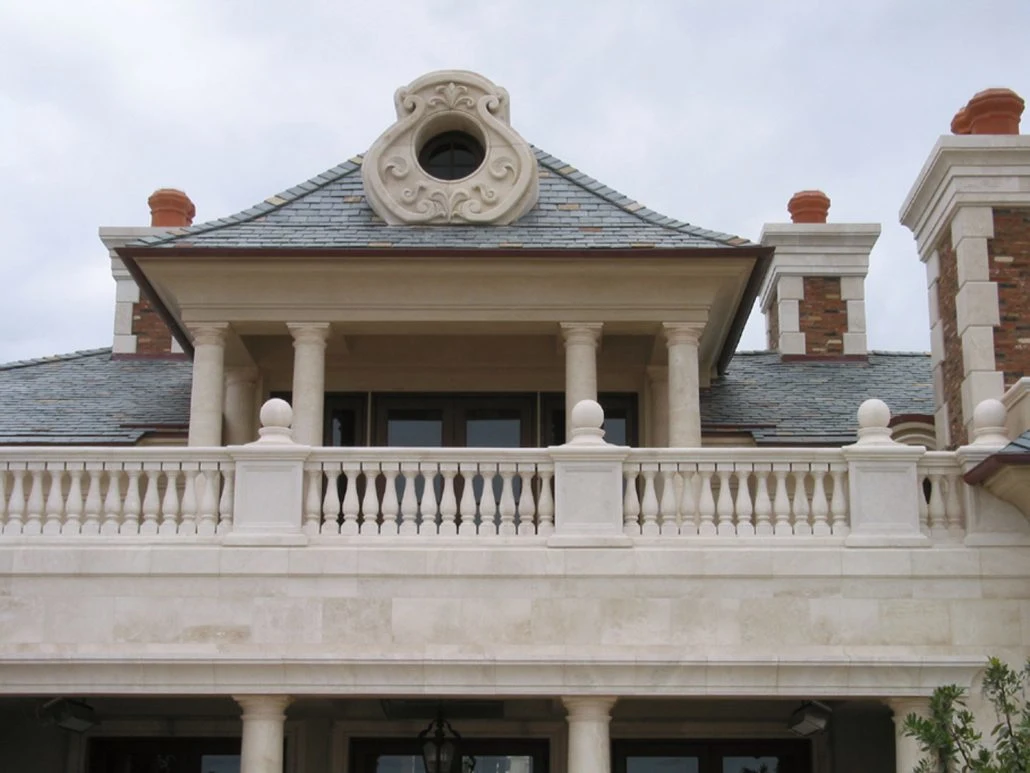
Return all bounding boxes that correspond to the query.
[147,188,196,227]
[901,87,1029,447]
[759,191,880,358]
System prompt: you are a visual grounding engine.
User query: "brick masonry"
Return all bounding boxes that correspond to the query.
[767,302,779,350]
[800,277,846,355]
[936,235,966,448]
[131,298,175,355]
[989,207,1030,389]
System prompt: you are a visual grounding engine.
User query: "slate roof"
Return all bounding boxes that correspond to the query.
[700,351,935,445]
[129,148,752,252]
[999,430,1030,455]
[0,348,933,447]
[0,349,192,445]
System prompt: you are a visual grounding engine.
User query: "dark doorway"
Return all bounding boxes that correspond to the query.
[351,737,550,773]
[613,739,811,773]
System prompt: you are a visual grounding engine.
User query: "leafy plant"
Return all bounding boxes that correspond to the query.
[903,657,1030,772]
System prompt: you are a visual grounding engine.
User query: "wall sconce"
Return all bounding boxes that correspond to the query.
[787,701,832,736]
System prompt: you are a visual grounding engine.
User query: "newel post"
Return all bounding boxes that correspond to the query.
[225,398,311,546]
[843,399,930,547]
[547,400,632,547]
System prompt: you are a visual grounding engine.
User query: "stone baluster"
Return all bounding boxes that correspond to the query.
[811,464,831,536]
[179,467,198,535]
[303,467,322,536]
[140,464,161,535]
[217,468,234,534]
[63,465,84,536]
[360,463,380,535]
[497,463,517,536]
[658,464,678,536]
[772,465,791,536]
[481,465,500,536]
[101,465,123,535]
[159,467,180,535]
[194,468,216,536]
[622,465,641,536]
[339,463,360,536]
[715,466,734,536]
[419,463,440,537]
[438,463,458,536]
[398,462,419,535]
[320,463,342,535]
[917,473,930,534]
[43,464,65,535]
[639,464,660,537]
[83,463,103,535]
[734,466,755,536]
[753,465,773,536]
[830,465,849,536]
[945,474,964,537]
[536,467,554,536]
[5,466,25,535]
[927,473,947,537]
[516,463,535,536]
[24,464,44,535]
[121,466,142,535]
[380,465,400,536]
[457,462,478,536]
[679,468,700,535]
[792,467,812,536]
[697,464,716,536]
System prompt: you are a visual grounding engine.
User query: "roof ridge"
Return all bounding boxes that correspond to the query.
[133,156,366,247]
[531,147,751,247]
[0,347,113,371]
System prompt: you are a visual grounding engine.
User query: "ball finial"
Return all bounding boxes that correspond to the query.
[568,399,607,445]
[971,398,1009,447]
[253,398,295,444]
[855,398,895,445]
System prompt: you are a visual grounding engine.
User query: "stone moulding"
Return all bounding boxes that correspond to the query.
[361,70,539,225]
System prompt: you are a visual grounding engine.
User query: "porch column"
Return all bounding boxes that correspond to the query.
[187,323,228,446]
[886,697,930,773]
[224,366,259,445]
[288,323,330,446]
[236,695,291,773]
[563,696,616,773]
[647,365,669,447]
[561,323,603,435]
[664,323,703,447]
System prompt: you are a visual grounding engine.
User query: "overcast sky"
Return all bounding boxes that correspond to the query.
[1,0,1027,364]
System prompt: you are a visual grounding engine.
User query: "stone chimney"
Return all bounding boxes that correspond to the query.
[901,87,1030,447]
[759,191,881,358]
[99,188,195,357]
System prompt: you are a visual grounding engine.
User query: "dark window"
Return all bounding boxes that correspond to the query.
[418,131,485,181]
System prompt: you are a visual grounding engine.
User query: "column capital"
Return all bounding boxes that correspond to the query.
[234,694,293,719]
[287,322,331,346]
[560,322,603,348]
[562,696,617,720]
[885,696,931,722]
[663,322,704,346]
[188,322,229,347]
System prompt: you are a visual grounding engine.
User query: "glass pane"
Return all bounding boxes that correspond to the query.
[332,409,358,446]
[627,758,700,773]
[388,410,444,447]
[376,756,425,773]
[723,757,780,773]
[603,416,627,446]
[466,412,522,448]
[475,755,534,772]
[375,755,495,773]
[201,755,241,773]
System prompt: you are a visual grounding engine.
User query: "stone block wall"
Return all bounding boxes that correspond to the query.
[130,297,176,355]
[990,208,1030,388]
[935,236,966,447]
[799,277,846,355]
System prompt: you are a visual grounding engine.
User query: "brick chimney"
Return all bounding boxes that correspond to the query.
[98,188,196,357]
[901,87,1029,447]
[759,191,880,358]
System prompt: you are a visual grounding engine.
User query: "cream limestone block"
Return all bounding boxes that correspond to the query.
[842,578,918,599]
[219,548,292,575]
[669,598,742,647]
[955,236,991,284]
[779,331,806,355]
[778,275,805,301]
[461,598,533,645]
[955,282,1000,334]
[846,299,866,332]
[252,598,322,644]
[778,298,801,330]
[808,598,880,645]
[286,547,359,576]
[927,284,940,326]
[564,548,637,576]
[925,250,940,285]
[598,598,672,645]
[877,600,952,645]
[981,578,1030,599]
[322,598,392,646]
[912,578,984,599]
[113,597,183,644]
[43,596,115,643]
[930,322,945,364]
[78,546,152,575]
[150,547,221,575]
[950,205,995,242]
[978,547,1030,576]
[960,370,1006,430]
[950,600,1023,646]
[701,548,775,576]
[391,598,463,644]
[0,597,44,643]
[112,333,137,354]
[739,598,813,646]
[237,696,291,773]
[563,697,616,773]
[530,599,605,645]
[840,275,866,300]
[843,332,867,356]
[910,549,982,576]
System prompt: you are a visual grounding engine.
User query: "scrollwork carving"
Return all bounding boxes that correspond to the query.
[362,70,538,226]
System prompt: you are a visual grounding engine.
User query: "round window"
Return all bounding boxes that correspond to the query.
[417,131,485,181]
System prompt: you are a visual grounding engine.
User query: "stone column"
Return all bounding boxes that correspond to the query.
[236,695,291,773]
[224,366,259,445]
[287,323,330,446]
[561,323,603,435]
[647,366,669,447]
[886,697,930,773]
[187,324,228,446]
[663,323,703,447]
[563,696,616,773]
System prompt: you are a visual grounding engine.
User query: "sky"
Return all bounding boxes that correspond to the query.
[1,0,1028,364]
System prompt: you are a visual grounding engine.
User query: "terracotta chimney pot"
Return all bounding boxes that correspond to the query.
[148,188,196,227]
[950,106,971,135]
[965,88,1024,135]
[787,190,831,224]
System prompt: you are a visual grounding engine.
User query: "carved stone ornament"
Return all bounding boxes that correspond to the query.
[361,70,539,225]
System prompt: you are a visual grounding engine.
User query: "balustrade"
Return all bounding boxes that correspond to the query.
[916,452,967,538]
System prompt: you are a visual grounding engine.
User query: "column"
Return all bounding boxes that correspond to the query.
[236,695,291,773]
[561,323,603,435]
[288,323,330,446]
[187,323,228,446]
[563,696,616,773]
[663,323,703,447]
[647,366,669,447]
[224,366,259,445]
[886,697,930,773]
